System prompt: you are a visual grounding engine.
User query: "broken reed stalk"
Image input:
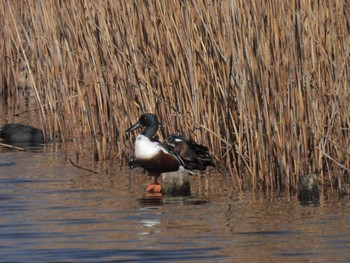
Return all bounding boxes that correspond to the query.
[0,0,349,192]
[0,142,25,151]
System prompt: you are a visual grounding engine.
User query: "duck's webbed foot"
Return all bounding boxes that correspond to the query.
[145,183,162,194]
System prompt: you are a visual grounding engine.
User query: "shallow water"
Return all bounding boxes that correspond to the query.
[0,143,350,262]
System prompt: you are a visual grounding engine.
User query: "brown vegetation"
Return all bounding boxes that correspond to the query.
[1,0,349,192]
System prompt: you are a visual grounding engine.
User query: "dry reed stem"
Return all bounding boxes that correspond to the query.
[0,0,349,192]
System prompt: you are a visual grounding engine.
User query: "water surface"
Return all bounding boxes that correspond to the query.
[1,143,350,262]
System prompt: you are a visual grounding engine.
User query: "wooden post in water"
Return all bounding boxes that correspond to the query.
[162,170,191,196]
[298,173,320,204]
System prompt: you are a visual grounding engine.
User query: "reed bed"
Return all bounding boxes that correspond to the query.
[0,0,349,192]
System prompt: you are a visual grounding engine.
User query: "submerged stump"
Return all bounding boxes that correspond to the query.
[298,174,320,204]
[162,170,191,196]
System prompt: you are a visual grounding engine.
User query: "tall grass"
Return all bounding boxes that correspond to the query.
[0,0,349,192]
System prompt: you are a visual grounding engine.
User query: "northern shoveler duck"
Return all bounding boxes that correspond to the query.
[0,124,44,144]
[126,113,214,193]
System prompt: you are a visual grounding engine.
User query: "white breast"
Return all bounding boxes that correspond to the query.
[134,135,167,159]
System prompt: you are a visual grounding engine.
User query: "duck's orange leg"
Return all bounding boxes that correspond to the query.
[145,176,162,193]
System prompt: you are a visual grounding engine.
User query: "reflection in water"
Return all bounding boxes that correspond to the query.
[0,161,16,166]
[138,195,209,207]
[138,195,164,206]
[0,142,350,262]
[140,218,161,228]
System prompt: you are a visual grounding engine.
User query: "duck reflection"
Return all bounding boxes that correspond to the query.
[138,194,164,206]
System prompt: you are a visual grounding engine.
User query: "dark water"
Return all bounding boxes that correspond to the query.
[1,143,350,262]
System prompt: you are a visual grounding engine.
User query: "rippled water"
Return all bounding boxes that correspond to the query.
[1,143,350,262]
